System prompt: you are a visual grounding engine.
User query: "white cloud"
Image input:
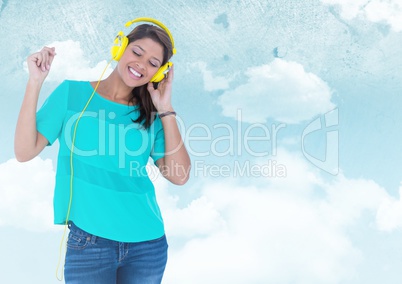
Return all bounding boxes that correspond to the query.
[161,150,393,283]
[365,1,402,32]
[217,59,335,124]
[192,62,231,92]
[24,40,114,82]
[0,153,398,282]
[324,176,389,227]
[321,0,402,32]
[163,195,226,238]
[151,166,226,239]
[321,0,370,20]
[1,155,397,282]
[0,158,57,232]
[376,184,402,231]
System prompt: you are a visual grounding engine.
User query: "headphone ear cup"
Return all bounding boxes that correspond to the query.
[150,62,172,83]
[111,32,128,61]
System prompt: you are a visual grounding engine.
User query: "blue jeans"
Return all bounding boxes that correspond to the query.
[64,222,168,284]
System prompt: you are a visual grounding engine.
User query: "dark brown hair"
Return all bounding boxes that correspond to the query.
[127,24,174,129]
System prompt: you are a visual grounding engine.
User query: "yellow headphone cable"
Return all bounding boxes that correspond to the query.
[55,58,113,281]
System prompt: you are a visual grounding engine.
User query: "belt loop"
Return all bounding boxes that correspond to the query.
[90,235,97,244]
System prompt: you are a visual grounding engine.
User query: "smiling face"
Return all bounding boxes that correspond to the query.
[117,37,164,88]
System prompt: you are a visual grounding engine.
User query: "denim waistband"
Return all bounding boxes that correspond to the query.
[68,221,89,235]
[67,221,98,244]
[67,221,166,244]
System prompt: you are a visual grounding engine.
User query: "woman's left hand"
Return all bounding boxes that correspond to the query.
[147,64,174,113]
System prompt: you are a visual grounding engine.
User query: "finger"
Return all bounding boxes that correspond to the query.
[147,82,155,93]
[35,52,43,68]
[44,48,52,70]
[41,52,48,71]
[36,49,48,71]
[42,46,56,55]
[41,47,55,70]
[48,47,56,67]
[166,63,174,83]
[45,46,56,61]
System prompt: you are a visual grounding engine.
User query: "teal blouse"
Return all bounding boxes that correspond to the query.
[36,80,166,242]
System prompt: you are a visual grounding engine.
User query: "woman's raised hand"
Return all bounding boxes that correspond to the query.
[27,46,56,83]
[147,64,174,113]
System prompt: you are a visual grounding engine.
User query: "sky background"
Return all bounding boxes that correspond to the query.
[1,0,402,283]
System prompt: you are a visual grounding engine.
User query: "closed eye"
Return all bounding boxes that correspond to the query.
[150,61,159,68]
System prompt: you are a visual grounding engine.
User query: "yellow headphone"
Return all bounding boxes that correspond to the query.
[111,17,176,83]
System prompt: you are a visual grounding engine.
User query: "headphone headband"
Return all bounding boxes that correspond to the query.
[125,17,176,54]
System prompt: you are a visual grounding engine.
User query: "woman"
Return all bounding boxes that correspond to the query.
[14,22,190,283]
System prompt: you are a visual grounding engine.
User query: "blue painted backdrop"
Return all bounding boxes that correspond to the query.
[1,0,401,283]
